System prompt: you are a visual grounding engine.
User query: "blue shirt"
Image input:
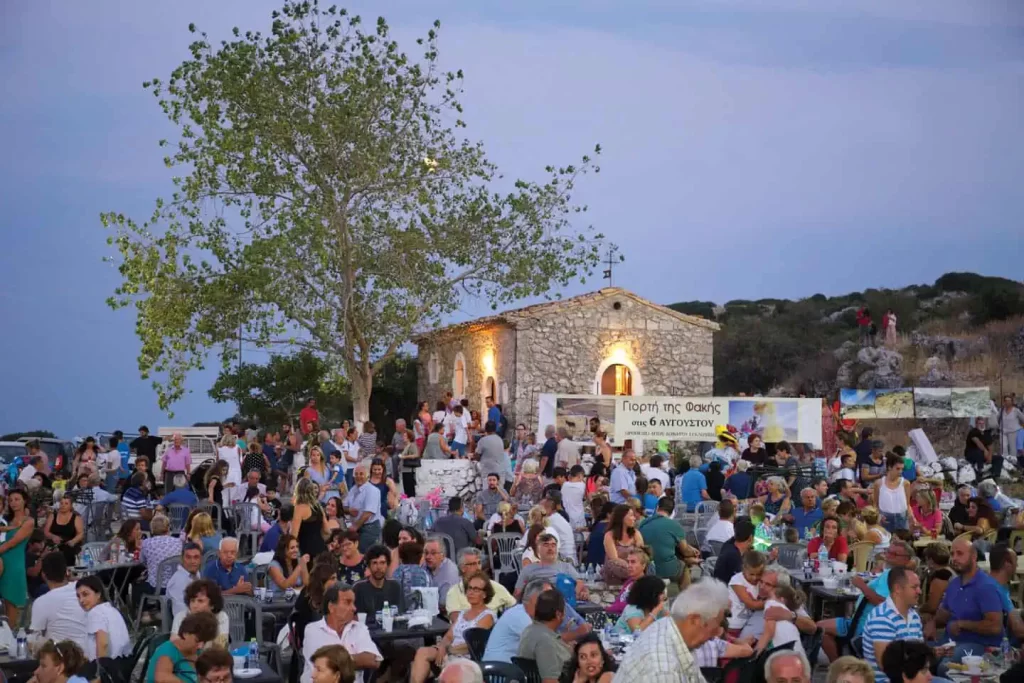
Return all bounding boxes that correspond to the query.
[863,598,924,683]
[996,582,1014,614]
[260,522,285,553]
[204,559,248,592]
[609,465,637,504]
[723,472,752,499]
[158,488,198,508]
[481,603,584,663]
[849,569,892,637]
[487,406,502,428]
[791,503,823,539]
[540,438,557,477]
[642,493,659,515]
[939,570,1005,647]
[902,458,917,482]
[986,495,1003,512]
[344,482,383,526]
[680,470,707,512]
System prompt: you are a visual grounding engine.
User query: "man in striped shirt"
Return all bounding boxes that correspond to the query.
[862,567,924,683]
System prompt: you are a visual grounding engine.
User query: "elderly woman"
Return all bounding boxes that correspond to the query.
[510,459,545,506]
[139,514,183,599]
[28,640,89,683]
[759,476,792,519]
[170,578,230,647]
[607,549,650,615]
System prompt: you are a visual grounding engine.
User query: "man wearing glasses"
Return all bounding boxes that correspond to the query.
[817,541,914,662]
[445,547,517,614]
[513,534,590,602]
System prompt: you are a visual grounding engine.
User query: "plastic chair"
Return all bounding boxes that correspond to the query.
[489,533,523,585]
[708,540,724,556]
[953,531,974,545]
[773,543,807,570]
[223,596,282,675]
[166,503,192,534]
[428,532,457,560]
[465,627,491,663]
[481,661,525,683]
[511,657,542,683]
[135,556,181,631]
[86,502,116,543]
[802,627,824,665]
[81,541,113,563]
[198,502,223,532]
[850,541,876,572]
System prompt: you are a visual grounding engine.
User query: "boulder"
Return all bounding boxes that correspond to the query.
[853,347,904,389]
[833,340,860,363]
[918,356,952,387]
[957,465,976,484]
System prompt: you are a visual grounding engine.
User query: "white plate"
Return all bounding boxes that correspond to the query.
[233,669,261,679]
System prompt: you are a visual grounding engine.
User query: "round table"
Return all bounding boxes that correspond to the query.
[234,662,282,683]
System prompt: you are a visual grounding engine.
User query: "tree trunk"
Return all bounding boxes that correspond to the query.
[352,373,372,428]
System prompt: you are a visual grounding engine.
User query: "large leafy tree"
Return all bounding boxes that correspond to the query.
[102,1,604,421]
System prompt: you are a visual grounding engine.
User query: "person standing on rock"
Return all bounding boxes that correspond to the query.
[856,307,872,347]
[883,309,898,347]
[999,395,1024,462]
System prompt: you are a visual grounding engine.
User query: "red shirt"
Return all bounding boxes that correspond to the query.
[807,535,849,560]
[299,406,319,434]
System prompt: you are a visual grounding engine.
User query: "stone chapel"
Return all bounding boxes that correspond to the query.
[414,287,718,429]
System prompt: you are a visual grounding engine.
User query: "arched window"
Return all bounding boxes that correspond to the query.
[485,377,496,403]
[600,364,633,396]
[427,353,439,385]
[453,353,466,397]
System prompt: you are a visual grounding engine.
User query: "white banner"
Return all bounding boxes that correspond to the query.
[615,395,823,446]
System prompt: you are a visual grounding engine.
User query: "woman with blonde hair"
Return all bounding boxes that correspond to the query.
[185,511,223,554]
[306,447,330,498]
[826,656,875,683]
[291,477,329,557]
[859,506,891,550]
[490,502,525,536]
[910,489,942,536]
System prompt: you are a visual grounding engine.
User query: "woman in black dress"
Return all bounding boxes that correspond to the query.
[44,494,84,566]
[204,460,233,532]
[291,477,328,558]
[242,442,270,480]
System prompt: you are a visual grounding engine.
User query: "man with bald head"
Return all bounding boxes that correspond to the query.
[925,536,1005,654]
[764,651,810,683]
[161,431,192,492]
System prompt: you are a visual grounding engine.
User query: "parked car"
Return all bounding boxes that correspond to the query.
[16,437,75,476]
[0,441,27,466]
[152,427,219,480]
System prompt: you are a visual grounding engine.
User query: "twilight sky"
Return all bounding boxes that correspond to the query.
[2,0,1022,437]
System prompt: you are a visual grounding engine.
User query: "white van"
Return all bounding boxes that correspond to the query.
[152,426,220,480]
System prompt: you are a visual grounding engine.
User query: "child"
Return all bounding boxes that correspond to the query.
[727,550,767,636]
[636,476,658,516]
[543,467,567,499]
[561,465,587,529]
[327,450,347,498]
[756,584,807,656]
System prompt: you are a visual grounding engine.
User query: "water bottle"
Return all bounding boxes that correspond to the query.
[82,547,92,568]
[817,544,828,573]
[1002,636,1012,665]
[247,638,258,669]
[803,557,812,580]
[15,628,27,659]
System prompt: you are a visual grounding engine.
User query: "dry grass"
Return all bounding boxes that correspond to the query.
[917,314,1024,339]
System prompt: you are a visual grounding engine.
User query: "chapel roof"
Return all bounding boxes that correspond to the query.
[413,287,719,342]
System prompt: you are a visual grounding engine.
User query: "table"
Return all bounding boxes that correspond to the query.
[257,595,298,620]
[809,585,859,621]
[234,662,282,683]
[369,617,449,644]
[0,652,38,683]
[576,601,604,616]
[913,537,951,548]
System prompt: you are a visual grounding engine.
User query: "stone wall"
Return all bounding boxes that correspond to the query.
[511,294,714,428]
[415,324,517,419]
[414,459,484,500]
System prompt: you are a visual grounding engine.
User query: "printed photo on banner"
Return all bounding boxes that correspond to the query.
[874,388,914,418]
[728,400,798,443]
[554,396,616,444]
[913,387,953,418]
[951,388,991,418]
[839,388,876,419]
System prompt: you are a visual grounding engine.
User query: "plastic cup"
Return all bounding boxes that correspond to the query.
[357,613,367,624]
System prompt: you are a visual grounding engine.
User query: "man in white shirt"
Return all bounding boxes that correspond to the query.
[302,584,382,683]
[706,499,736,546]
[445,405,470,457]
[640,454,671,489]
[166,543,204,615]
[342,427,361,489]
[29,551,87,643]
[554,427,580,469]
[18,456,43,489]
[542,491,578,562]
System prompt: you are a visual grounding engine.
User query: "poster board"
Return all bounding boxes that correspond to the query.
[839,386,990,419]
[536,394,619,446]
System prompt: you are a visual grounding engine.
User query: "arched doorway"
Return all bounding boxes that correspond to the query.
[600,364,633,396]
[485,376,496,402]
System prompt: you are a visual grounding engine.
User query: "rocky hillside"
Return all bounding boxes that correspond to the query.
[667,272,1024,399]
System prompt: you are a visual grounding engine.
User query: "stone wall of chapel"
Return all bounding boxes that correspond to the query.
[415,325,517,418]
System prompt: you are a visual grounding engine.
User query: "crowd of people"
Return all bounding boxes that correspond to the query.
[6,389,1024,683]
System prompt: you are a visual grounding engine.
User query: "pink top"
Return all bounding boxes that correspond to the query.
[912,504,942,532]
[162,445,191,472]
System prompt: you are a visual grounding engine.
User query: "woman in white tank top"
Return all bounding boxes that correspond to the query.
[873,452,910,531]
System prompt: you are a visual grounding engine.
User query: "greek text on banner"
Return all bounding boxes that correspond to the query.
[614,396,823,447]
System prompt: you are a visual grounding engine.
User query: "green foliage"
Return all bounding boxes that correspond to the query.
[0,430,57,441]
[936,272,1020,294]
[101,1,606,419]
[971,286,1024,325]
[666,300,716,319]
